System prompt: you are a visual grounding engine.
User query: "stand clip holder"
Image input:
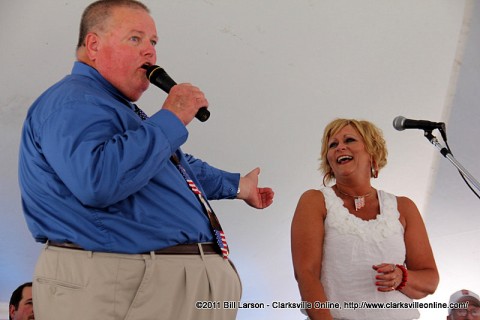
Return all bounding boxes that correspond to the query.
[423,130,480,195]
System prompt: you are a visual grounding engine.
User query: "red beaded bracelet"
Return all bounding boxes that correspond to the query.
[395,264,408,290]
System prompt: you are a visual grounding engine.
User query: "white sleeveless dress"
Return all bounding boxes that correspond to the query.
[319,187,420,320]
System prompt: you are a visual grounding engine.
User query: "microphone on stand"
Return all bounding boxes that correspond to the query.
[393,117,480,199]
[142,64,210,122]
[392,116,445,131]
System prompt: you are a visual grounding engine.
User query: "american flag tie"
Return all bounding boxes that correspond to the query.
[134,104,229,259]
[134,105,149,121]
[170,154,229,259]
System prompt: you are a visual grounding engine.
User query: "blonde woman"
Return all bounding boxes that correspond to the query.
[291,118,439,320]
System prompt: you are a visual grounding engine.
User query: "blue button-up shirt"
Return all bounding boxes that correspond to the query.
[19,62,239,253]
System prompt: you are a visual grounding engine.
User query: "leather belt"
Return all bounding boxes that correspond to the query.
[47,241,221,255]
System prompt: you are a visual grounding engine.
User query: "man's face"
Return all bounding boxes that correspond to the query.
[448,298,480,320]
[92,6,158,101]
[9,286,34,320]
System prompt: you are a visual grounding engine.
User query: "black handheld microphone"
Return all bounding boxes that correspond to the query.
[393,116,445,131]
[142,65,210,122]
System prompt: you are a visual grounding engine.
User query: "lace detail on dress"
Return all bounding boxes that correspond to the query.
[322,187,403,242]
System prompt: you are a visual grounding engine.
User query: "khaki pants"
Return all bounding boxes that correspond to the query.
[33,243,242,320]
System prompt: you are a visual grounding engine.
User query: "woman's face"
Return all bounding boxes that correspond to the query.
[326,124,371,180]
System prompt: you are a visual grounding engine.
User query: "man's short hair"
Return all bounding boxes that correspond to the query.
[77,0,150,49]
[9,282,33,320]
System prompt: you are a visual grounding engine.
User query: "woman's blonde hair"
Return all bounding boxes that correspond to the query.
[319,118,388,185]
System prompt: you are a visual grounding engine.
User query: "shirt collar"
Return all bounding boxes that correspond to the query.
[71,61,135,110]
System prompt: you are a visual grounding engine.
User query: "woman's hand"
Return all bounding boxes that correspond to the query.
[372,263,403,292]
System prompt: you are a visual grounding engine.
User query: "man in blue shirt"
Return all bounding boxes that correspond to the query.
[18,1,274,319]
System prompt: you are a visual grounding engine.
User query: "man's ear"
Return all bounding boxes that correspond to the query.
[84,32,100,61]
[9,304,16,319]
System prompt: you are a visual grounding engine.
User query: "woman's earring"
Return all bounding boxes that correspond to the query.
[371,161,378,178]
[323,171,334,186]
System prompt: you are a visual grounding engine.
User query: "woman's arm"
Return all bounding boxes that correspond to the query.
[291,189,332,320]
[397,196,439,299]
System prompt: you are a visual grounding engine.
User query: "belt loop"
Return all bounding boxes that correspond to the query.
[87,250,93,258]
[198,243,205,261]
[150,251,156,260]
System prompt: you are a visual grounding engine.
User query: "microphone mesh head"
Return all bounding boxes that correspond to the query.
[393,116,406,131]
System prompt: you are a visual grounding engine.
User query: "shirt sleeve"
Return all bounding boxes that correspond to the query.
[184,153,240,200]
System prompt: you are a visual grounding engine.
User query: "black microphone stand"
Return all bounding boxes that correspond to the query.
[423,130,480,196]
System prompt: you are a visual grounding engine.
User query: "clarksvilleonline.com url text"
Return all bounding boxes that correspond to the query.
[341,301,469,310]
